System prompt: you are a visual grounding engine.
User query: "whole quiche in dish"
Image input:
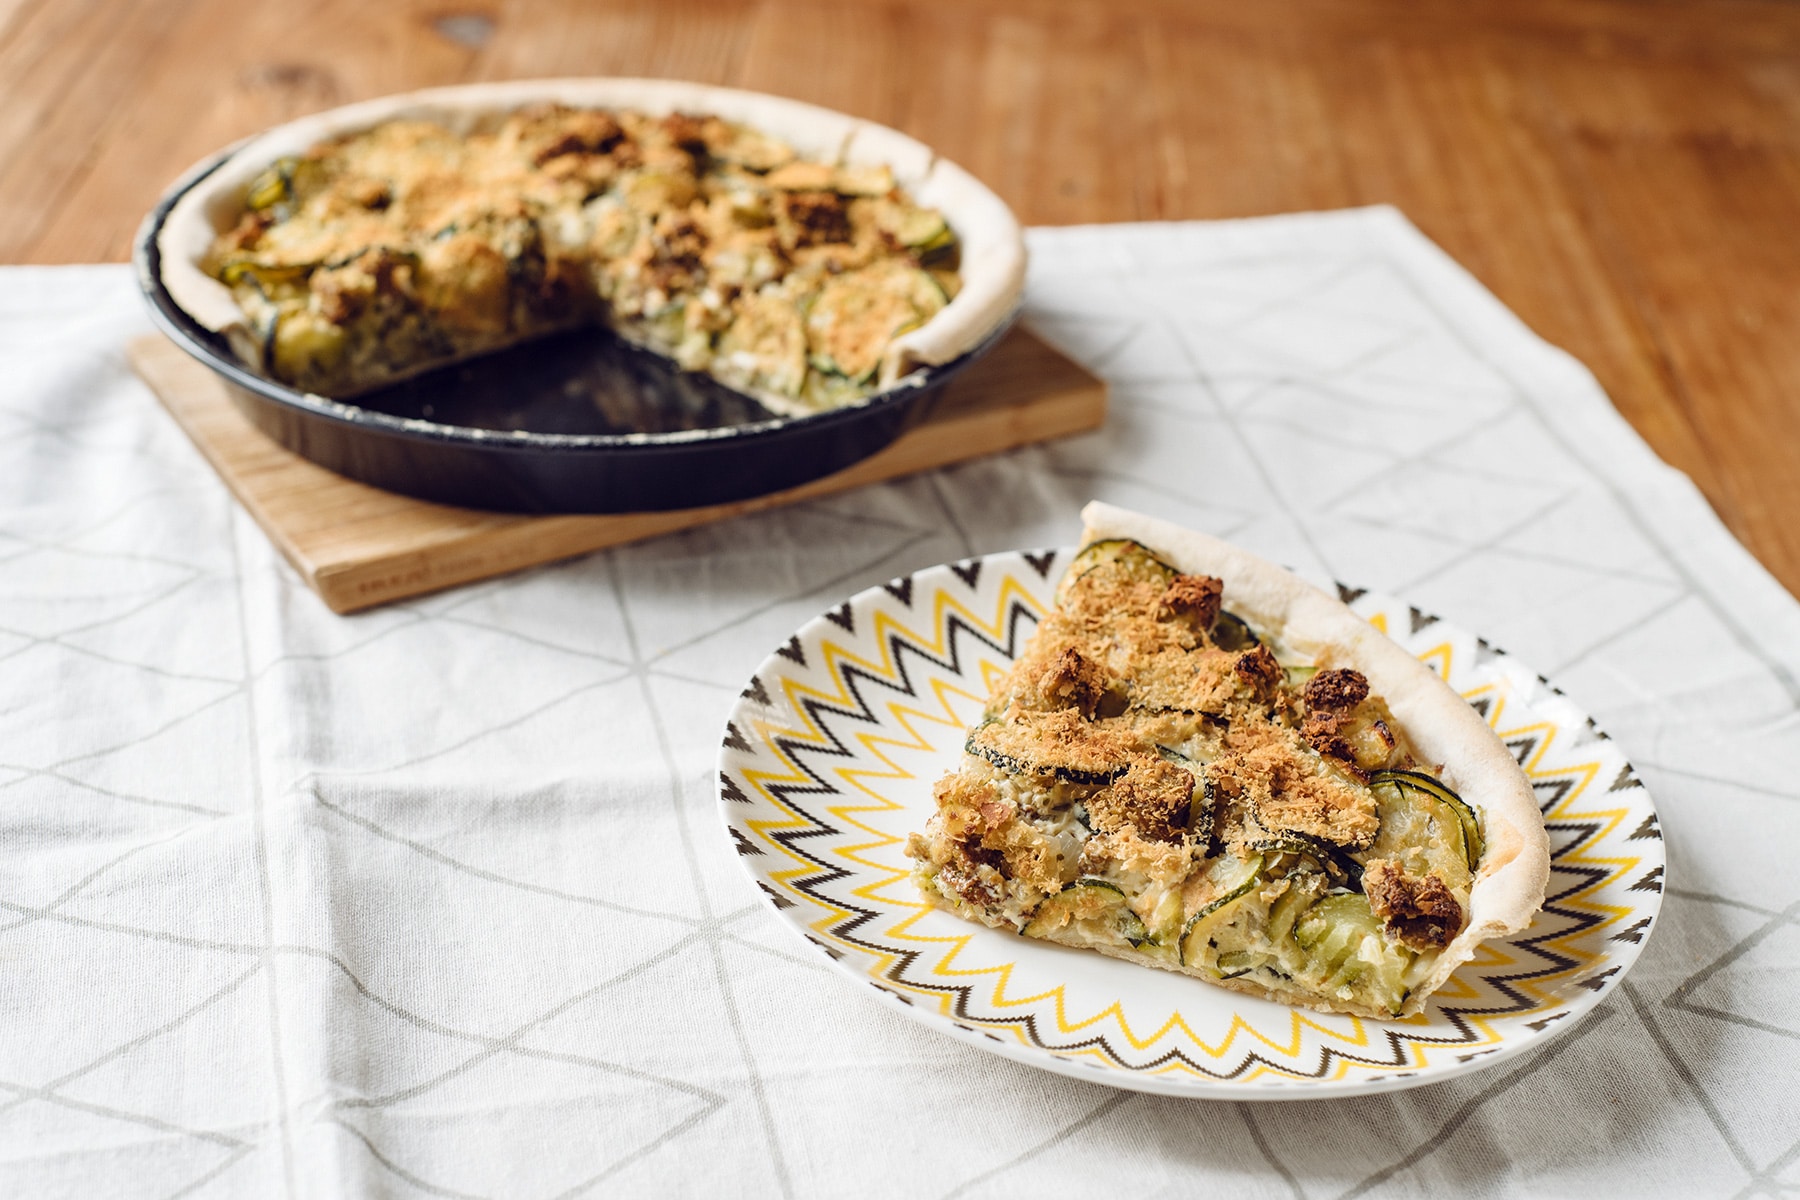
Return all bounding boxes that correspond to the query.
[156,79,1025,419]
[907,503,1551,1019]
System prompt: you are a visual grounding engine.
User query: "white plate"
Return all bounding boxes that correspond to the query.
[715,548,1663,1098]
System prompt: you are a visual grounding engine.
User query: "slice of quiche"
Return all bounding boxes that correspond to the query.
[906,503,1550,1019]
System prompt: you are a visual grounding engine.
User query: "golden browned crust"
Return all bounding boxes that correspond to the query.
[1208,729,1381,849]
[1036,647,1114,719]
[969,709,1134,779]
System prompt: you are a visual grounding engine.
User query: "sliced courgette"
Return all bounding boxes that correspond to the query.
[880,205,952,249]
[965,718,1127,786]
[1216,950,1260,979]
[1244,830,1359,886]
[1267,870,1327,948]
[1369,769,1484,870]
[717,292,807,398]
[1177,853,1264,969]
[244,157,299,212]
[803,260,946,382]
[1023,878,1148,947]
[1293,892,1413,1015]
[1058,538,1179,603]
[1211,611,1260,652]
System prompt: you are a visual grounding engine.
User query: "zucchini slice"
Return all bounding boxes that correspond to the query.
[891,208,951,249]
[1178,853,1265,969]
[1370,769,1484,869]
[218,259,314,292]
[1245,830,1360,887]
[245,157,299,212]
[1293,892,1413,1015]
[1267,870,1327,948]
[803,260,946,382]
[1365,771,1482,885]
[1023,878,1148,947]
[1058,538,1180,603]
[1211,611,1260,652]
[716,292,807,398]
[965,718,1127,786]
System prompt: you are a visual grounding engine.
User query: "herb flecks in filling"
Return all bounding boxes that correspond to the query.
[907,539,1481,1018]
[205,105,960,413]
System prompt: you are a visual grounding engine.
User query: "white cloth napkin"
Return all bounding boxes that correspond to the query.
[2,207,1796,1198]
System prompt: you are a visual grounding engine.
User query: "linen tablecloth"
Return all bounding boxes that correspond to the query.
[3,208,1797,1198]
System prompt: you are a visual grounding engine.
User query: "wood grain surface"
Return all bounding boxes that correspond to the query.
[126,328,1105,612]
[4,0,1797,594]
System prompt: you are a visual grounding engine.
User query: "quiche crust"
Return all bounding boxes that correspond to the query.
[908,503,1551,1019]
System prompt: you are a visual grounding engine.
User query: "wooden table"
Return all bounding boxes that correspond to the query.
[5,0,1797,595]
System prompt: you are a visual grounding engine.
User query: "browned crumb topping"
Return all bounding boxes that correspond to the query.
[1080,827,1195,885]
[1086,758,1195,843]
[1036,647,1113,718]
[206,104,959,407]
[1115,646,1238,714]
[1304,668,1370,712]
[969,709,1133,779]
[1364,859,1464,949]
[659,112,709,156]
[1233,644,1283,696]
[534,109,628,163]
[1158,573,1223,629]
[1301,711,1358,768]
[1207,730,1380,849]
[782,190,853,246]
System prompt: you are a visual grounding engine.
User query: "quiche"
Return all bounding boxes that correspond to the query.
[156,80,1026,419]
[906,503,1550,1019]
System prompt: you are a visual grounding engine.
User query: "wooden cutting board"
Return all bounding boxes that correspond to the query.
[128,329,1106,614]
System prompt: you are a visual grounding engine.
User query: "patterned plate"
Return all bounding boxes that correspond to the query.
[716,549,1664,1098]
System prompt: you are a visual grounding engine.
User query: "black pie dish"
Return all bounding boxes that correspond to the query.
[132,148,1016,514]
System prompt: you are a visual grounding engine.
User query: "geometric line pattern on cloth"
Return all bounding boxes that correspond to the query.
[719,550,1664,1098]
[13,204,1795,1192]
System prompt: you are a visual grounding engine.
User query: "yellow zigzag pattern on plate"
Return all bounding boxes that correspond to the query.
[1391,633,1641,1014]
[740,574,1047,973]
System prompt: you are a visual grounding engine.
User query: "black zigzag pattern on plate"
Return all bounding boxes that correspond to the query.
[753,557,1048,954]
[724,560,1658,1081]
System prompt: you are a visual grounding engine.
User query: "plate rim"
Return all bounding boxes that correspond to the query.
[715,547,1664,1099]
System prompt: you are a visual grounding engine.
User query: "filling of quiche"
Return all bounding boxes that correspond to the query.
[203,105,960,414]
[906,541,1483,1017]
